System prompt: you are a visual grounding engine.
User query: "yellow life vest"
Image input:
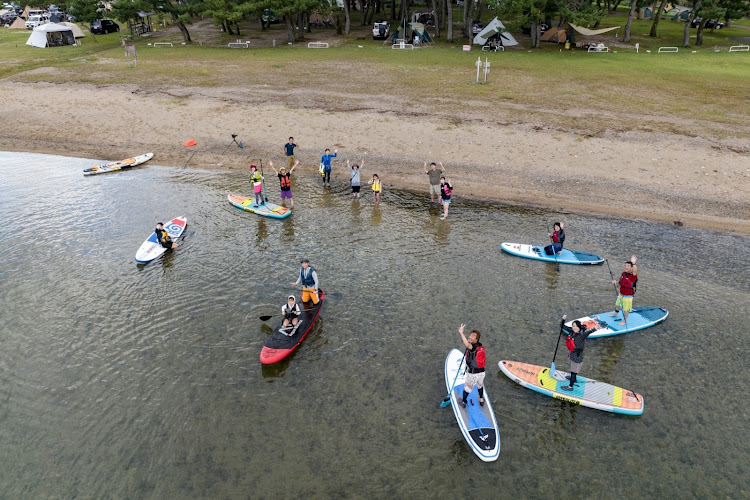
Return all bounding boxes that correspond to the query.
[371,179,381,192]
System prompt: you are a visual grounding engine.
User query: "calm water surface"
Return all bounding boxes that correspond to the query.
[0,152,748,498]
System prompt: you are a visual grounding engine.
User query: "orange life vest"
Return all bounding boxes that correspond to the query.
[280,174,291,189]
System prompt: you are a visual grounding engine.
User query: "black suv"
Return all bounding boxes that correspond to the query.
[90,19,120,34]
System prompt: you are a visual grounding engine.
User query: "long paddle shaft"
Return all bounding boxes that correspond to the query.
[547,223,559,271]
[606,260,628,328]
[550,315,567,376]
[260,159,269,202]
[181,151,196,169]
[440,349,467,407]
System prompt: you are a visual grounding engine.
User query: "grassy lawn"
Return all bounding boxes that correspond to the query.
[1,14,749,141]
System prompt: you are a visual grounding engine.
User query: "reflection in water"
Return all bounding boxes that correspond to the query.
[256,219,268,242]
[595,337,625,382]
[371,206,381,226]
[544,263,559,290]
[282,215,295,239]
[351,199,361,225]
[435,219,451,245]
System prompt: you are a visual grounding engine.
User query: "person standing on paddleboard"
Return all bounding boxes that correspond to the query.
[284,137,297,171]
[320,148,338,186]
[440,177,453,220]
[545,222,565,255]
[423,161,444,203]
[281,295,301,329]
[155,222,179,250]
[610,255,638,326]
[458,324,487,407]
[291,259,320,305]
[561,319,593,391]
[269,160,298,209]
[348,159,362,199]
[250,164,264,207]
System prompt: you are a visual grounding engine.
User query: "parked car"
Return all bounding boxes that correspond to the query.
[25,15,48,29]
[372,19,389,40]
[471,19,483,36]
[690,17,724,29]
[521,22,550,35]
[90,19,120,34]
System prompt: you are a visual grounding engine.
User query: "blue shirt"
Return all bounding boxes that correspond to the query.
[321,153,337,171]
[284,143,296,156]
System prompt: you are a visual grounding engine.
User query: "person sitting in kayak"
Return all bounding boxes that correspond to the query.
[544,222,565,255]
[250,164,264,207]
[281,295,300,328]
[269,159,298,209]
[561,319,593,391]
[290,258,319,305]
[458,323,486,407]
[155,222,178,250]
[610,255,638,326]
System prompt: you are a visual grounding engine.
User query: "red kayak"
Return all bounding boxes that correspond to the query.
[260,290,325,364]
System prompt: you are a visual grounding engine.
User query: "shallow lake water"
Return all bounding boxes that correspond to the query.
[0,151,748,498]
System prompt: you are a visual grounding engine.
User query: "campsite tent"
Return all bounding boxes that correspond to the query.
[472,17,519,46]
[26,23,75,47]
[59,21,85,38]
[9,16,27,29]
[541,26,567,43]
[390,21,432,44]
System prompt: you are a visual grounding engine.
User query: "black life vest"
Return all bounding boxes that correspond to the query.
[467,343,486,373]
[156,228,171,244]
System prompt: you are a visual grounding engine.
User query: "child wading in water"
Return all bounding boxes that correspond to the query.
[440,176,452,220]
[269,159,299,209]
[348,159,363,199]
[250,164,264,207]
[368,173,382,205]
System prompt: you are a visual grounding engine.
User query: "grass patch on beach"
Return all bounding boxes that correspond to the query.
[2,19,749,140]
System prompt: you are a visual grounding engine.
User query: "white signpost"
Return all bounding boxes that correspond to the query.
[475,57,490,83]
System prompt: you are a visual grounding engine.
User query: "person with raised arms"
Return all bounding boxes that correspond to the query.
[545,222,565,255]
[560,319,593,391]
[290,258,320,305]
[458,324,487,407]
[348,158,362,199]
[610,255,638,326]
[269,159,299,209]
[320,148,338,186]
[155,222,179,250]
[423,161,444,203]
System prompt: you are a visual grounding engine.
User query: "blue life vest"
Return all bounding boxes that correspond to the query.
[300,266,316,287]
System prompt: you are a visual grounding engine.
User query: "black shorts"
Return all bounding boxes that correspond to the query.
[352,185,360,193]
[160,241,172,249]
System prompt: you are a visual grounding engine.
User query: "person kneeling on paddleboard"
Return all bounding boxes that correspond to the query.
[282,295,301,328]
[250,164,264,208]
[545,222,565,255]
[291,259,319,305]
[561,319,592,391]
[458,324,486,407]
[155,222,178,250]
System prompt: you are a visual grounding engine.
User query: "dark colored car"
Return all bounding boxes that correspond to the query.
[521,22,550,35]
[90,19,120,34]
[690,17,724,29]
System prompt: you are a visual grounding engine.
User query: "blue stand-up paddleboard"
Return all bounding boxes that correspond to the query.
[498,360,644,415]
[501,242,604,265]
[135,217,186,264]
[228,193,291,219]
[444,349,500,462]
[568,307,669,338]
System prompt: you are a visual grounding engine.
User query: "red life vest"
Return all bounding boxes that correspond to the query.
[565,335,575,351]
[475,345,485,369]
[467,343,486,372]
[280,174,291,189]
[619,272,637,296]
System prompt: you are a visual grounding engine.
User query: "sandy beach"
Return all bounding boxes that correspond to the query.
[1,80,748,233]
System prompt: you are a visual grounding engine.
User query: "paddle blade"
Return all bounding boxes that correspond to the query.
[550,361,556,377]
[184,139,197,147]
[440,398,452,408]
[259,315,273,321]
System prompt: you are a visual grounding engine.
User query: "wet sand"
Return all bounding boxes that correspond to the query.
[1,81,748,233]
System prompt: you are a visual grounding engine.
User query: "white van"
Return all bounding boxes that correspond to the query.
[25,14,48,28]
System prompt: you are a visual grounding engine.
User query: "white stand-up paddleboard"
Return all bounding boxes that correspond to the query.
[567,307,669,338]
[135,217,186,264]
[501,242,604,265]
[498,360,644,415]
[83,153,154,176]
[444,349,500,462]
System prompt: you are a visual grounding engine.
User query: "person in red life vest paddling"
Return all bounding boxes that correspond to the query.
[561,319,592,391]
[545,222,565,255]
[269,159,299,209]
[281,295,300,329]
[290,258,319,305]
[610,255,638,326]
[458,324,486,407]
[155,222,178,250]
